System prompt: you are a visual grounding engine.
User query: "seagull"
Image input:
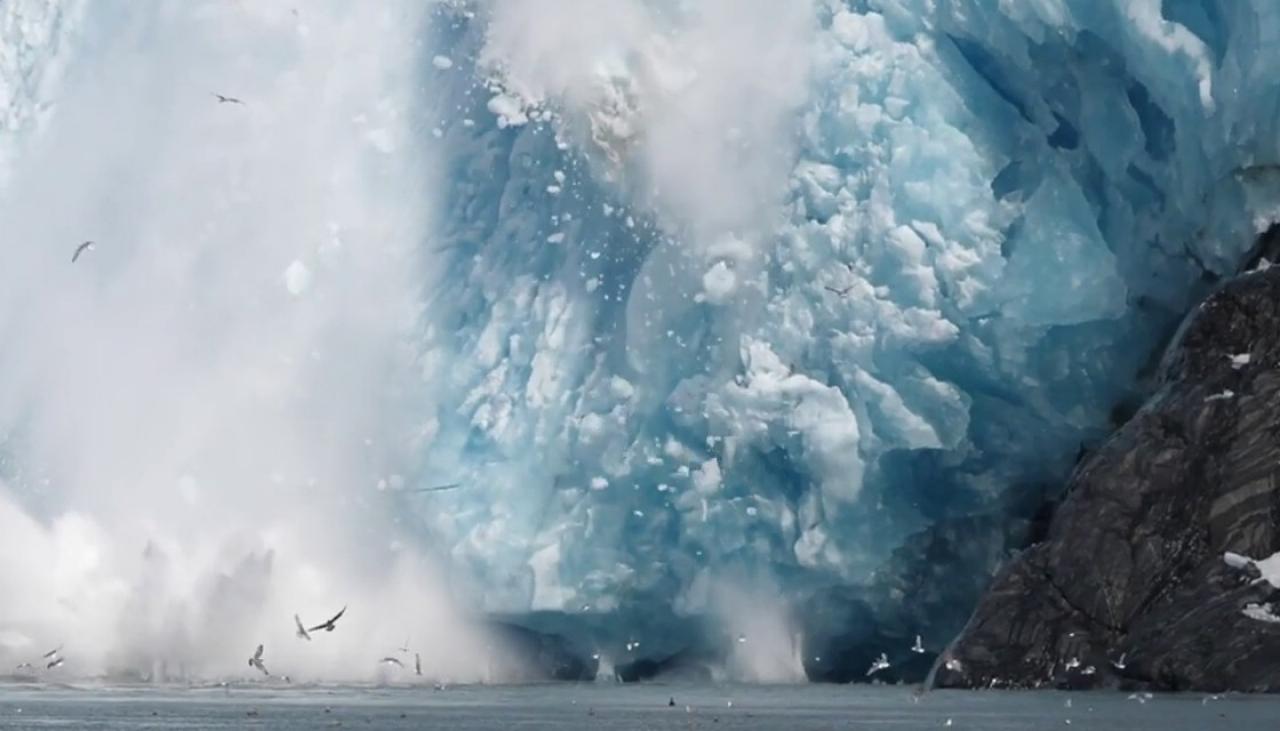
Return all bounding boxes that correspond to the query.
[824,285,853,297]
[398,637,410,654]
[379,656,404,668]
[71,241,94,262]
[46,657,64,670]
[42,645,62,659]
[866,652,890,676]
[248,644,269,676]
[212,93,245,105]
[14,662,35,672]
[294,614,312,641]
[911,635,925,654]
[1112,653,1127,670]
[307,606,346,633]
[414,653,422,676]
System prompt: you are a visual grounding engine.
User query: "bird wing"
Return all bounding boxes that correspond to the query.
[42,645,62,659]
[294,614,312,639]
[380,657,403,667]
[307,605,345,631]
[253,644,264,661]
[415,654,422,675]
[409,483,461,493]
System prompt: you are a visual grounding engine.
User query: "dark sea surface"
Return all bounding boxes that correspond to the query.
[0,682,1274,729]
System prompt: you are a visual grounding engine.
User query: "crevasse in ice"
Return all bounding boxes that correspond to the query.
[411,0,1280,652]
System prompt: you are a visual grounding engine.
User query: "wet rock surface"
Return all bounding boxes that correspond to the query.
[934,267,1280,692]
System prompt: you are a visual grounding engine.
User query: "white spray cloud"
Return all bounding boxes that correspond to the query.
[0,0,494,682]
[480,0,816,241]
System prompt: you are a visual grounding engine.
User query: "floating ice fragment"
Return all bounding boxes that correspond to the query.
[432,55,453,70]
[546,232,565,244]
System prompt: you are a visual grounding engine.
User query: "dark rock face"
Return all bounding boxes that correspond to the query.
[934,267,1280,692]
[802,501,1046,683]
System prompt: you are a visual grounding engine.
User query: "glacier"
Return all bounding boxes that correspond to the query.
[410,0,1280,675]
[4,0,1280,682]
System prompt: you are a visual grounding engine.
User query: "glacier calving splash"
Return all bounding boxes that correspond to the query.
[5,0,1280,682]
[412,0,1280,667]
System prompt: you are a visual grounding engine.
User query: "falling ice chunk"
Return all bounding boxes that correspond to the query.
[284,260,312,296]
[432,55,454,70]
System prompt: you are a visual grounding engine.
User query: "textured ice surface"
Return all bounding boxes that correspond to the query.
[411,0,1280,653]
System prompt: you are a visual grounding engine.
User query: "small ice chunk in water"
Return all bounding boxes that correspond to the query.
[432,55,454,70]
[284,260,312,296]
[1228,352,1251,368]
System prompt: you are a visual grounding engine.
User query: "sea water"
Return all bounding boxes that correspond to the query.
[0,683,1273,730]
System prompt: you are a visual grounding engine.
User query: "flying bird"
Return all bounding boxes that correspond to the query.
[379,656,404,668]
[46,657,64,670]
[824,285,853,297]
[414,653,422,676]
[911,635,925,654]
[405,483,461,493]
[14,662,34,672]
[248,644,269,676]
[71,241,94,262]
[308,606,346,633]
[212,93,245,105]
[398,637,410,654]
[866,652,890,677]
[294,614,312,641]
[42,645,62,659]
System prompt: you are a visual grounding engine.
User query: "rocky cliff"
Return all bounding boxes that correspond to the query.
[934,264,1280,692]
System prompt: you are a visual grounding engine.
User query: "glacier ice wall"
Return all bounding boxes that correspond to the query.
[7,0,1280,683]
[411,0,1280,665]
